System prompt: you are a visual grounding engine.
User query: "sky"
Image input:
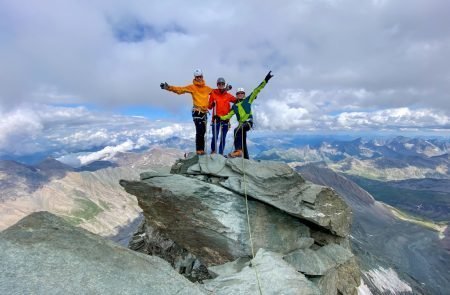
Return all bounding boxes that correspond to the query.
[1,0,450,160]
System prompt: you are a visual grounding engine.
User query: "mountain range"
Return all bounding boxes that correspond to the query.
[0,148,183,245]
[256,136,449,180]
[1,135,449,293]
[296,164,449,294]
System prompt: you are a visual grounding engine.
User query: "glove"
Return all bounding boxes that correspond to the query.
[226,84,232,91]
[211,101,216,108]
[160,82,169,90]
[264,71,274,83]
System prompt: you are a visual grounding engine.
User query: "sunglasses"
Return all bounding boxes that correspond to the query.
[194,75,203,79]
[236,92,245,95]
[217,82,225,85]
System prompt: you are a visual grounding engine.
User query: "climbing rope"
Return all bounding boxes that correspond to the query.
[240,122,263,295]
[206,118,263,294]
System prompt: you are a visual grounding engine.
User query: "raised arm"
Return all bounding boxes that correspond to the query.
[248,71,274,104]
[248,81,266,104]
[166,84,193,95]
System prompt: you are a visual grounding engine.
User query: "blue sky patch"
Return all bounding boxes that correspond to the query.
[111,17,186,43]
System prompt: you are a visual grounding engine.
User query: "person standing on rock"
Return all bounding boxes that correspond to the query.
[220,71,274,159]
[208,77,236,155]
[160,69,212,155]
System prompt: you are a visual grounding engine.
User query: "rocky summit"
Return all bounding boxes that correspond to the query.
[121,154,360,294]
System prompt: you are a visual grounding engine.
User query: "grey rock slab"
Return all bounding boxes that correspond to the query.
[202,248,321,295]
[171,156,352,237]
[283,243,354,276]
[121,174,312,265]
[208,257,251,277]
[140,169,173,180]
[0,211,205,295]
[196,154,236,176]
[310,268,338,295]
[220,173,351,237]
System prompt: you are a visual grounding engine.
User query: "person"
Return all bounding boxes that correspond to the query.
[220,71,274,159]
[160,69,212,155]
[209,77,236,155]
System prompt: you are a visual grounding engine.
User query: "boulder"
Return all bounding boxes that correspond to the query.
[202,249,321,295]
[283,244,354,275]
[172,155,351,237]
[0,211,205,295]
[121,173,312,265]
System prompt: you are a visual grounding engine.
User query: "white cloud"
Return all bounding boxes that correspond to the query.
[1,102,448,158]
[0,107,45,155]
[1,1,450,157]
[0,104,193,157]
[255,94,450,131]
[1,0,450,114]
[77,139,136,166]
[333,108,449,130]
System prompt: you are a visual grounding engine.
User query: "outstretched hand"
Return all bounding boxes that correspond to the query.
[264,71,274,83]
[160,82,169,90]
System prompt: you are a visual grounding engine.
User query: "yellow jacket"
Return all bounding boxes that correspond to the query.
[167,79,212,112]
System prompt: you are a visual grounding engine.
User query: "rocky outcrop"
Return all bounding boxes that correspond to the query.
[297,163,449,294]
[204,249,321,294]
[0,211,205,295]
[121,155,360,294]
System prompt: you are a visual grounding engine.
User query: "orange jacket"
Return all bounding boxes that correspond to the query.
[167,79,212,112]
[208,89,236,117]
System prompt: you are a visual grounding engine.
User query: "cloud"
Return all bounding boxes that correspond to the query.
[0,107,45,155]
[0,104,194,157]
[333,108,447,130]
[254,88,450,131]
[253,87,450,131]
[1,0,450,116]
[76,139,136,166]
[0,102,447,162]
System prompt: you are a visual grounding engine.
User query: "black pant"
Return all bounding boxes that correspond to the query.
[234,121,253,159]
[211,120,230,155]
[192,110,207,151]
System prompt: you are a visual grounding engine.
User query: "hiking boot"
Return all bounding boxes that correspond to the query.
[228,150,242,158]
[196,150,205,155]
[210,151,216,155]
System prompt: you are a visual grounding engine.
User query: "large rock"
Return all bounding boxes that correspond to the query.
[283,244,354,275]
[121,155,359,294]
[202,249,321,295]
[0,211,205,295]
[121,173,312,265]
[173,155,351,237]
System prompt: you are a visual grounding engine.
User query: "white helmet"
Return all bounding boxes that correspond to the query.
[236,87,245,94]
[193,69,203,77]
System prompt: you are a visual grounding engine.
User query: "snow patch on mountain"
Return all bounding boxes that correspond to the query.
[363,267,412,294]
[357,279,373,295]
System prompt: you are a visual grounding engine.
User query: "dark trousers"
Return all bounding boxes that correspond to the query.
[234,121,253,159]
[211,120,229,155]
[192,110,207,151]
